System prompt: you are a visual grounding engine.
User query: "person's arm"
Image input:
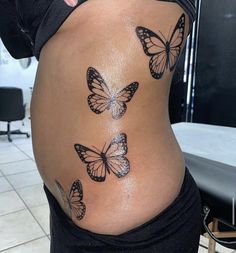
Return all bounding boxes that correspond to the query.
[0,1,33,59]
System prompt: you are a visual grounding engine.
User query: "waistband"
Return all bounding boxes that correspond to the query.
[44,167,201,249]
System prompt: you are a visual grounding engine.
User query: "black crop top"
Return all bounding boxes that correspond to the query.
[0,0,196,60]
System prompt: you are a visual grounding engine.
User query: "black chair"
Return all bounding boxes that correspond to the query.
[0,87,30,142]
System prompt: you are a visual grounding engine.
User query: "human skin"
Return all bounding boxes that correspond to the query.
[30,0,189,235]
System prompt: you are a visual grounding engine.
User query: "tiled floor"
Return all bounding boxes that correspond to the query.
[0,117,235,252]
[0,118,50,252]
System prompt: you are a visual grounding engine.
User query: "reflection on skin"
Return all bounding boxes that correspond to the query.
[87,67,139,120]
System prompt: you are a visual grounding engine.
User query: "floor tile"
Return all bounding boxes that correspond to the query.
[0,159,37,176]
[14,143,33,152]
[200,235,235,253]
[9,135,32,145]
[0,237,50,253]
[14,139,33,150]
[6,171,42,189]
[30,204,50,235]
[216,244,235,253]
[0,177,13,193]
[0,147,29,164]
[198,245,208,252]
[0,136,30,145]
[0,121,31,144]
[200,235,208,245]
[0,120,27,128]
[218,245,235,252]
[17,184,47,208]
[0,191,26,216]
[0,145,22,153]
[23,150,35,160]
[0,141,12,149]
[0,209,44,251]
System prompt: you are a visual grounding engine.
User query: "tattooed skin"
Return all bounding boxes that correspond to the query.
[136,13,185,79]
[55,179,86,220]
[87,67,139,120]
[74,133,130,182]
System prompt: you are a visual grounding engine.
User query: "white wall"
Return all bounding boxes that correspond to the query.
[0,40,38,110]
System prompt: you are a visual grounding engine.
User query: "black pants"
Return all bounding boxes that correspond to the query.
[44,167,202,253]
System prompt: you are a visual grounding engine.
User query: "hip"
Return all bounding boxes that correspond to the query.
[45,167,202,252]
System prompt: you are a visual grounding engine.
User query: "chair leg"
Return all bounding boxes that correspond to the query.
[7,122,12,142]
[0,122,30,142]
[10,130,30,138]
[208,219,218,253]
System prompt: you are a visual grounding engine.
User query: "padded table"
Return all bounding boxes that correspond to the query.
[172,123,236,251]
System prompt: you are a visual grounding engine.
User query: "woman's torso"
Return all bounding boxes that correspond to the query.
[30,0,189,235]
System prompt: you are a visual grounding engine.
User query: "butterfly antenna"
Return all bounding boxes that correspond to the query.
[92,146,101,153]
[159,30,167,43]
[168,27,172,41]
[102,142,107,153]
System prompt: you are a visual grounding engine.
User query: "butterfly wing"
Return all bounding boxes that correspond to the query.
[110,100,127,120]
[106,156,130,178]
[168,14,185,71]
[149,53,167,79]
[116,82,139,103]
[110,82,139,120]
[88,94,112,115]
[55,180,72,218]
[74,144,107,182]
[68,179,86,220]
[136,26,167,79]
[87,67,112,114]
[105,133,130,178]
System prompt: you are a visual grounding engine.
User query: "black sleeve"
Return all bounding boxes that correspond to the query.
[0,1,34,59]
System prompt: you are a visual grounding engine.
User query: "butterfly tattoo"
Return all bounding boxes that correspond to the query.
[87,67,139,120]
[55,179,86,220]
[74,133,130,182]
[136,13,185,79]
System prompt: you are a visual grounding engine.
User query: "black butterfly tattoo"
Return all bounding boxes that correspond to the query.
[136,13,185,79]
[74,133,130,182]
[87,67,139,120]
[55,179,86,220]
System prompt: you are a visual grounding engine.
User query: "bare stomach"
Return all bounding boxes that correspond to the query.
[30,0,188,235]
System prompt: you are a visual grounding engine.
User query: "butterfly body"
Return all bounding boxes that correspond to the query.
[164,41,171,70]
[165,41,171,54]
[136,14,185,79]
[99,151,111,174]
[74,133,130,182]
[107,96,117,110]
[87,67,139,119]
